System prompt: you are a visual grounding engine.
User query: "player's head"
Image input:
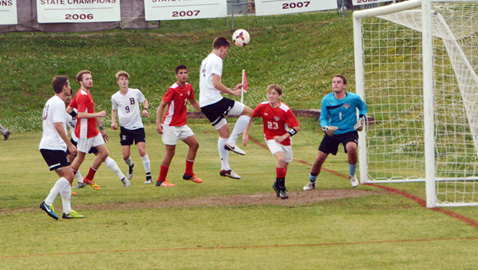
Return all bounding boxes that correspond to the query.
[332,74,347,93]
[115,71,130,80]
[52,76,70,94]
[175,64,188,84]
[266,84,282,105]
[65,89,73,105]
[76,70,93,89]
[213,36,230,59]
[115,71,130,89]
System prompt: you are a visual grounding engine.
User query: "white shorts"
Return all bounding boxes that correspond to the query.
[266,139,293,163]
[77,133,105,153]
[162,125,194,145]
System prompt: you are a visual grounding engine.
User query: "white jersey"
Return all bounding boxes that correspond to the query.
[39,95,68,151]
[66,108,78,142]
[199,53,224,107]
[111,88,145,130]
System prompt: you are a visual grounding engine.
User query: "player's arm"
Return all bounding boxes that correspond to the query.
[55,122,77,156]
[96,117,109,141]
[156,101,167,135]
[111,110,118,130]
[275,125,300,143]
[212,74,244,97]
[142,98,149,118]
[189,98,201,111]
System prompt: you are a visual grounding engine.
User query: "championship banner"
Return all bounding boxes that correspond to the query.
[255,0,336,16]
[37,0,121,24]
[144,0,227,21]
[352,0,390,5]
[0,0,17,25]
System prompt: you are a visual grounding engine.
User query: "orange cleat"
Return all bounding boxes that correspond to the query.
[155,179,176,187]
[183,173,203,183]
[83,178,100,190]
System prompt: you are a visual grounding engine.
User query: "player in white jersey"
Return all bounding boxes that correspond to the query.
[199,36,253,179]
[111,71,152,184]
[39,76,85,220]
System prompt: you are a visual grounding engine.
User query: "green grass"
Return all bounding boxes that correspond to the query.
[1,123,478,269]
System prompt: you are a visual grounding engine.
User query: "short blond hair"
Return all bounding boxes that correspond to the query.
[266,84,282,96]
[115,71,130,80]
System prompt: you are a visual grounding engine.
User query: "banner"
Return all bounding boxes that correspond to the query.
[144,0,227,21]
[352,0,390,5]
[0,0,17,25]
[255,0,336,16]
[36,0,121,24]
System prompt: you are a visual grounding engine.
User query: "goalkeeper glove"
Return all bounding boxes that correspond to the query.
[322,126,338,137]
[354,117,365,131]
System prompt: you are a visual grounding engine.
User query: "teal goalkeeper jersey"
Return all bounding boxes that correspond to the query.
[319,92,367,135]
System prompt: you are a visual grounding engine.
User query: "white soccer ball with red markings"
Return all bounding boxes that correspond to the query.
[232,29,250,47]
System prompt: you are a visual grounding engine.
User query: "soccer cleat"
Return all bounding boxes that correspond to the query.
[121,177,131,187]
[144,176,153,184]
[83,178,100,190]
[272,183,280,197]
[71,190,78,196]
[4,131,10,140]
[279,190,289,199]
[220,170,241,179]
[62,210,86,219]
[127,163,134,180]
[224,143,246,155]
[350,175,359,188]
[39,201,58,220]
[73,182,87,189]
[183,173,203,183]
[155,179,176,187]
[303,181,316,191]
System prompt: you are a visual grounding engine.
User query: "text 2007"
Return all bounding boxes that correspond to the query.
[282,1,310,9]
[172,10,200,17]
[65,14,94,20]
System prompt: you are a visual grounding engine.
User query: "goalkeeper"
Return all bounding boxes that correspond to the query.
[303,75,367,190]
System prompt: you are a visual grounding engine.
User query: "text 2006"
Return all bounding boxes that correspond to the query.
[172,10,200,17]
[65,14,94,20]
[282,1,310,9]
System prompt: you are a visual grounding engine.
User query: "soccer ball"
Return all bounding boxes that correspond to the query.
[232,29,250,47]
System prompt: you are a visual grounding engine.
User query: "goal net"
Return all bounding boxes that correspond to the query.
[353,0,478,207]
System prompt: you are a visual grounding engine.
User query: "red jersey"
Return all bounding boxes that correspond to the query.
[69,89,99,139]
[252,101,299,146]
[162,83,195,127]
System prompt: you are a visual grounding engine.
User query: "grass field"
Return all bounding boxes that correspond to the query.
[1,121,478,269]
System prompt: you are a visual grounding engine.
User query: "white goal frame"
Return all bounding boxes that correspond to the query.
[353,0,478,207]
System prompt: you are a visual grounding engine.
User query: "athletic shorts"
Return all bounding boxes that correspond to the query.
[40,149,70,171]
[77,133,105,153]
[266,139,293,163]
[120,127,146,146]
[162,124,194,145]
[66,138,98,155]
[201,98,245,130]
[319,131,358,155]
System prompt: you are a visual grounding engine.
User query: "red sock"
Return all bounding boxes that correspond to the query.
[185,159,194,176]
[158,166,169,181]
[85,167,97,180]
[276,167,286,179]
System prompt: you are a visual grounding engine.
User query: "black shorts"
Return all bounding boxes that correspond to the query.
[319,131,358,155]
[201,98,235,126]
[40,149,70,171]
[120,127,146,146]
[66,138,98,155]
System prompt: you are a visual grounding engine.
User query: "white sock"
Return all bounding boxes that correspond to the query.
[104,157,126,180]
[141,154,151,175]
[75,171,84,183]
[123,156,133,166]
[60,184,72,214]
[45,177,69,205]
[227,115,251,146]
[218,137,230,171]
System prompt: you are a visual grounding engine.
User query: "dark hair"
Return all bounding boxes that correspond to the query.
[266,84,282,96]
[175,64,188,74]
[52,76,68,94]
[333,74,347,85]
[76,70,91,84]
[213,36,231,50]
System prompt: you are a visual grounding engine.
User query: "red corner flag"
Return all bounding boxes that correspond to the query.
[242,69,248,92]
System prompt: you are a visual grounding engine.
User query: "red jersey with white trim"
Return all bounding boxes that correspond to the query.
[162,83,195,127]
[252,101,299,146]
[69,89,99,139]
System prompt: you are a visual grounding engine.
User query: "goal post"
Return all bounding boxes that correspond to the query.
[353,0,478,207]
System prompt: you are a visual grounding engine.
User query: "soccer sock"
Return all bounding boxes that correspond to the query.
[309,173,318,182]
[276,177,286,190]
[276,167,286,179]
[123,156,133,166]
[141,154,151,176]
[75,171,84,183]
[45,177,69,205]
[349,164,357,176]
[218,137,230,170]
[185,159,194,176]
[72,168,78,176]
[104,157,126,180]
[227,115,251,146]
[59,183,72,214]
[85,167,97,180]
[158,165,169,182]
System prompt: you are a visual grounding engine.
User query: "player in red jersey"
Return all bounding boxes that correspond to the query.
[242,84,300,199]
[156,65,203,187]
[67,70,110,190]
